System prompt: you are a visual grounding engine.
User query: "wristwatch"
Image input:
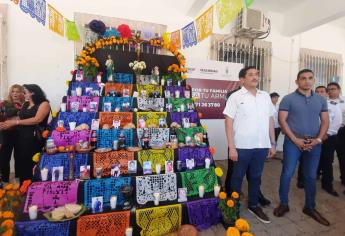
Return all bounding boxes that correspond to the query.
[316,138,322,144]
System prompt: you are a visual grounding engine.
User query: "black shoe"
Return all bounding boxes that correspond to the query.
[297,181,304,189]
[248,206,271,223]
[258,195,271,207]
[303,208,330,226]
[322,187,339,197]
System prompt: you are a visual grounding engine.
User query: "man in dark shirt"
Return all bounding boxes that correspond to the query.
[273,69,330,226]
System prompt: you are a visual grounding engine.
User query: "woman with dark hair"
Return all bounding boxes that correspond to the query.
[0,84,51,184]
[0,84,25,183]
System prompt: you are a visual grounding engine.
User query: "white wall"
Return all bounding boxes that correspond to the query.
[2,1,345,159]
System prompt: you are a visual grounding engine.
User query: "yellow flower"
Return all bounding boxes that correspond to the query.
[52,111,57,118]
[242,233,253,236]
[231,192,239,199]
[219,191,227,200]
[181,74,187,80]
[32,152,41,163]
[235,218,250,232]
[215,167,223,177]
[226,227,240,236]
[2,211,14,219]
[227,199,234,207]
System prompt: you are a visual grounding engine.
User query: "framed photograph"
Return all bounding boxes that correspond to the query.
[91,196,103,214]
[112,119,121,129]
[186,158,195,170]
[178,188,188,202]
[85,87,93,96]
[80,165,90,180]
[128,160,137,174]
[89,102,98,112]
[103,102,112,112]
[182,118,190,128]
[159,118,166,128]
[123,88,130,97]
[70,102,80,112]
[143,161,152,175]
[111,164,121,177]
[76,70,84,81]
[91,119,100,130]
[52,166,63,182]
[165,160,174,174]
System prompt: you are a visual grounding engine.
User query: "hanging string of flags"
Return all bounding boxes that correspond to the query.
[10,0,254,45]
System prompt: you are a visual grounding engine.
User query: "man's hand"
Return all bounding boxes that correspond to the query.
[229,148,238,161]
[304,139,321,151]
[293,138,306,151]
[268,145,276,158]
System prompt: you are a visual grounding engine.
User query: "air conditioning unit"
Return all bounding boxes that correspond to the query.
[235,8,270,38]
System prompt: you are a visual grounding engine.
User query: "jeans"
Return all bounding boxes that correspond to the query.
[279,137,321,209]
[319,135,337,189]
[231,148,268,208]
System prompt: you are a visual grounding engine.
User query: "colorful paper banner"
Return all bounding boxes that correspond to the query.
[246,0,254,7]
[195,6,214,42]
[48,4,64,36]
[181,22,198,48]
[170,30,181,49]
[216,0,243,29]
[66,19,80,41]
[20,0,47,26]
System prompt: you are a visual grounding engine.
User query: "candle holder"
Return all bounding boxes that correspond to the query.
[121,185,133,210]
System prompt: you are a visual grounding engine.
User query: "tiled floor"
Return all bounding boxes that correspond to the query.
[199,152,345,236]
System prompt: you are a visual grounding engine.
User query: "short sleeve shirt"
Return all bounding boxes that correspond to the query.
[223,87,274,149]
[279,90,328,138]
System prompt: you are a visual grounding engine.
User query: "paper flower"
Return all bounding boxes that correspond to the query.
[226,227,240,236]
[117,24,132,38]
[235,218,250,232]
[103,28,120,38]
[215,167,223,177]
[89,20,106,35]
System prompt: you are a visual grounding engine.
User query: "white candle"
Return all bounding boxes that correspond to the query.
[76,87,82,96]
[175,90,180,98]
[29,205,38,220]
[110,196,117,209]
[156,164,161,174]
[125,227,133,236]
[159,108,164,112]
[69,122,76,131]
[82,107,87,112]
[153,192,160,206]
[198,185,205,198]
[180,104,185,112]
[205,158,211,169]
[60,103,66,112]
[214,185,221,197]
[97,75,102,83]
[161,78,165,86]
[41,168,48,181]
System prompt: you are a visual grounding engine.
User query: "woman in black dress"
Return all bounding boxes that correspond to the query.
[0,84,24,183]
[0,84,50,184]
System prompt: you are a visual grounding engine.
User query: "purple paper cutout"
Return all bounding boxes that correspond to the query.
[178,147,213,170]
[51,130,91,146]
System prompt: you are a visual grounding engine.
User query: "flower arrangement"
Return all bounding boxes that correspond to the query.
[76,51,100,79]
[218,191,239,227]
[129,60,146,75]
[226,218,252,236]
[0,183,22,236]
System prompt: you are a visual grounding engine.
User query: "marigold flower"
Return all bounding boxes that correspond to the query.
[214,167,223,177]
[0,189,5,198]
[1,219,14,229]
[235,218,250,232]
[2,211,14,219]
[2,229,13,236]
[226,227,240,236]
[6,191,15,197]
[219,191,227,200]
[227,199,234,207]
[4,184,13,191]
[231,192,239,199]
[242,233,253,236]
[32,152,41,163]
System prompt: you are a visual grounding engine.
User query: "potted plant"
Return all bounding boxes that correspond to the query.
[218,191,240,228]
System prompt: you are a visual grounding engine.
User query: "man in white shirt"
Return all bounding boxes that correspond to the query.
[316,84,342,196]
[327,82,345,194]
[270,92,280,142]
[223,66,276,224]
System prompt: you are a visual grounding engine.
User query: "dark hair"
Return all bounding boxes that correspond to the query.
[297,69,314,79]
[315,86,327,91]
[327,82,341,90]
[270,92,280,98]
[239,66,257,79]
[23,84,49,105]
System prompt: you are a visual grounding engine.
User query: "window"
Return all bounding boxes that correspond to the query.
[299,48,342,86]
[210,35,272,91]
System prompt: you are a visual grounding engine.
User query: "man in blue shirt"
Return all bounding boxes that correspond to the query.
[273,69,330,226]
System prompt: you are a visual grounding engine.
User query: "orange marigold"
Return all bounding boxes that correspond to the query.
[227,199,234,207]
[1,219,14,229]
[219,191,227,200]
[12,184,19,190]
[231,192,239,199]
[235,218,250,232]
[0,189,5,198]
[4,184,13,191]
[2,211,14,219]
[226,227,240,236]
[6,191,15,197]
[2,229,13,236]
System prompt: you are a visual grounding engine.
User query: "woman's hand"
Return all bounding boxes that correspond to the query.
[0,120,15,130]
